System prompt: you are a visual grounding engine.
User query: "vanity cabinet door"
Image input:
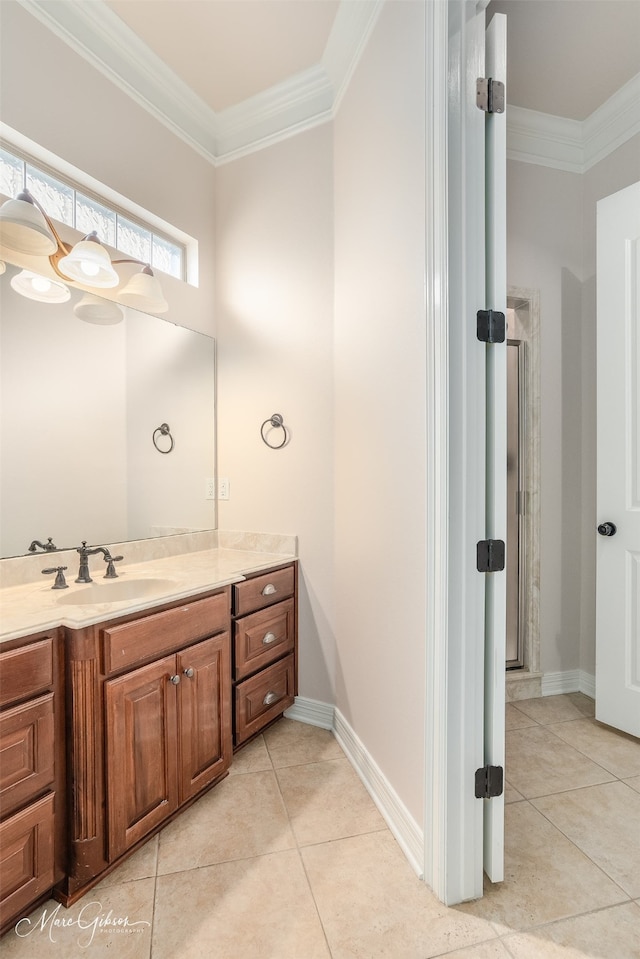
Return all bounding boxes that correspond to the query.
[177,633,231,801]
[105,655,179,861]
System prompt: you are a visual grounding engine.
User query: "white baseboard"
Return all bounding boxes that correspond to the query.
[284,696,334,729]
[579,670,596,699]
[285,697,424,879]
[541,669,595,699]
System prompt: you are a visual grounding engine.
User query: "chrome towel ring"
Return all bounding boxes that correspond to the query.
[260,413,288,449]
[153,423,174,453]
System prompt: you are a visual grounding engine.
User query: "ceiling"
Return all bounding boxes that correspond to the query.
[16,0,640,162]
[487,0,640,120]
[105,0,341,114]
[105,0,640,121]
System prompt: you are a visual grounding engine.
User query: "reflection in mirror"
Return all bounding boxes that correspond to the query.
[0,262,216,559]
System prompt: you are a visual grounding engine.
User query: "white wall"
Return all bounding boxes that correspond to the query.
[506,133,640,678]
[334,0,427,825]
[0,1,216,337]
[214,126,336,705]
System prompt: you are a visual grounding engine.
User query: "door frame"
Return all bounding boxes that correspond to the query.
[423,0,488,905]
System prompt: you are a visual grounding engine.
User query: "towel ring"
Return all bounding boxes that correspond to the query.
[153,423,174,454]
[260,413,288,449]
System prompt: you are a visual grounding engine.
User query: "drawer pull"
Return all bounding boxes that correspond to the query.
[183,667,195,678]
[261,584,277,596]
[262,691,279,706]
[262,632,277,646]
[169,674,181,685]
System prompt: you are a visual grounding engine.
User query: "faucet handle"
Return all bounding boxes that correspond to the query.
[104,555,124,579]
[42,566,68,589]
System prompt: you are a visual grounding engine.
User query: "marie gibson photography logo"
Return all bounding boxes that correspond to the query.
[14,900,151,949]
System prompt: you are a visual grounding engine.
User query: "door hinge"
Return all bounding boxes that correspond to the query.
[476,539,505,573]
[475,764,504,799]
[476,77,505,114]
[477,309,506,343]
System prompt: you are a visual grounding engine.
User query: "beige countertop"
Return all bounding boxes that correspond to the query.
[0,547,296,643]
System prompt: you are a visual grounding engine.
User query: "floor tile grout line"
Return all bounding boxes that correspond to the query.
[507,721,628,786]
[149,840,160,959]
[294,842,336,959]
[525,797,635,903]
[515,776,619,802]
[267,727,359,958]
[538,719,639,781]
[502,894,640,934]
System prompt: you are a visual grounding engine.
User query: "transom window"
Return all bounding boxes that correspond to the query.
[0,145,185,281]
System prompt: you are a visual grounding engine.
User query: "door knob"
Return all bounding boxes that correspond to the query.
[597,522,617,537]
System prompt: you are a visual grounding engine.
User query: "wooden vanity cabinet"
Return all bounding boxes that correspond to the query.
[0,631,65,935]
[105,632,230,861]
[61,588,232,904]
[232,562,298,747]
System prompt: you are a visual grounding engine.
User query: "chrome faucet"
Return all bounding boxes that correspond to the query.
[76,542,123,582]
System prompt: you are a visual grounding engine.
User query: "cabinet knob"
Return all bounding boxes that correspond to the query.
[262,632,277,645]
[262,691,279,706]
[183,667,195,678]
[261,583,277,596]
[169,674,181,685]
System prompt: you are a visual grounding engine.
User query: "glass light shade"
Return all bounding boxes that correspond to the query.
[0,261,6,275]
[10,269,70,304]
[0,192,58,256]
[73,292,123,325]
[118,267,168,313]
[57,233,119,288]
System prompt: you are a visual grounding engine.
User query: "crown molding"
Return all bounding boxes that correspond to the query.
[17,0,221,164]
[17,0,383,166]
[507,72,640,173]
[323,0,385,113]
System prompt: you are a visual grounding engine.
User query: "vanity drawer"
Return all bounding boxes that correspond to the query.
[234,599,295,681]
[0,638,54,709]
[234,654,295,745]
[103,590,229,674]
[0,792,55,931]
[0,693,55,817]
[233,566,295,617]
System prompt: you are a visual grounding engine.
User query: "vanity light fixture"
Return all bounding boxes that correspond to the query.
[117,264,168,313]
[0,190,58,255]
[56,231,119,288]
[73,292,124,325]
[10,268,71,304]
[0,188,168,312]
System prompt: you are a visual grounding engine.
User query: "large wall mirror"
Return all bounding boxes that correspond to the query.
[0,261,216,559]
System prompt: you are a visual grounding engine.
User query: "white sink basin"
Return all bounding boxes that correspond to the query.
[56,578,177,605]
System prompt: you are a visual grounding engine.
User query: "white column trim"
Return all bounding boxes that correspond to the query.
[422,0,451,903]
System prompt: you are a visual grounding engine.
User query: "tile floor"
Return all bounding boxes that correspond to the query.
[3,693,640,958]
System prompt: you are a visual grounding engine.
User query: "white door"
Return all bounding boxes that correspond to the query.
[596,181,640,738]
[482,9,507,884]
